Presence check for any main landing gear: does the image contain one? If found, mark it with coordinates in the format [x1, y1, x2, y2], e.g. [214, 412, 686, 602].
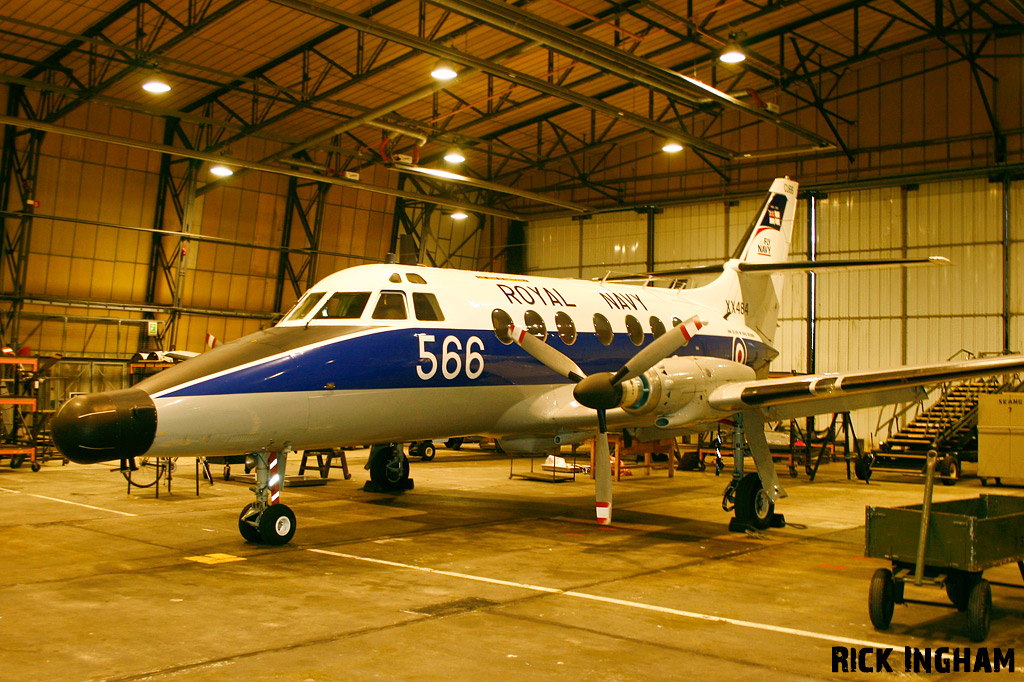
[365, 443, 414, 492]
[238, 447, 296, 545]
[723, 412, 787, 532]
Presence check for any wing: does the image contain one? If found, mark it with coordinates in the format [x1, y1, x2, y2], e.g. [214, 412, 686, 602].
[708, 354, 1024, 421]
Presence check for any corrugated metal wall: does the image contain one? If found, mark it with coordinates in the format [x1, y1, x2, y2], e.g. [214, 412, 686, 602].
[13, 103, 397, 359]
[526, 176, 1021, 445]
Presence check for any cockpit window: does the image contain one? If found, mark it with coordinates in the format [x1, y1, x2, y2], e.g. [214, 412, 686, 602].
[389, 273, 402, 283]
[407, 273, 427, 284]
[372, 291, 408, 320]
[315, 292, 371, 319]
[285, 292, 327, 321]
[413, 292, 445, 321]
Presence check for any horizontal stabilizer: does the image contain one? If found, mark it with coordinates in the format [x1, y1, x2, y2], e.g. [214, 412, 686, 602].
[738, 256, 950, 273]
[631, 256, 949, 280]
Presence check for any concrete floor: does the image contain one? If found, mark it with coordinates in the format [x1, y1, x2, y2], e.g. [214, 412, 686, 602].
[2, 447, 1022, 682]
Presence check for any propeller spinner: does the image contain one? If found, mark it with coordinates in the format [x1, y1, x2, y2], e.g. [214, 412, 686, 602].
[510, 316, 703, 525]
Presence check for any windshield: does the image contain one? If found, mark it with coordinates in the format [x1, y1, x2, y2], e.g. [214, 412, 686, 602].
[313, 292, 372, 319]
[284, 292, 327, 321]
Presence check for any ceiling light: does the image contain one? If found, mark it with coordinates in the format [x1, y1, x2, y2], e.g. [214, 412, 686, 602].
[142, 72, 171, 93]
[209, 162, 234, 177]
[662, 141, 684, 153]
[444, 148, 466, 163]
[719, 34, 746, 64]
[450, 211, 468, 220]
[431, 59, 458, 80]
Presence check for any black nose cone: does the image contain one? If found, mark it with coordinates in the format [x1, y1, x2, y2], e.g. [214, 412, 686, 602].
[52, 388, 157, 464]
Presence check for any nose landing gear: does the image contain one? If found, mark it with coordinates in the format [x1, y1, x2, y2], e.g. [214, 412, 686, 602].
[237, 446, 296, 545]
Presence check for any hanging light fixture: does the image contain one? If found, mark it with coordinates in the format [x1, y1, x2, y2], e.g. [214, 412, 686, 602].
[662, 141, 684, 153]
[210, 153, 234, 177]
[449, 211, 468, 220]
[443, 147, 466, 163]
[719, 33, 746, 64]
[431, 59, 458, 80]
[141, 71, 171, 93]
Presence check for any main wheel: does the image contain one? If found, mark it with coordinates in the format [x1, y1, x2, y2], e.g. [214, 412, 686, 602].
[445, 437, 464, 450]
[854, 455, 873, 482]
[966, 579, 991, 642]
[238, 503, 262, 543]
[734, 472, 773, 530]
[369, 444, 410, 490]
[869, 568, 896, 630]
[257, 504, 296, 546]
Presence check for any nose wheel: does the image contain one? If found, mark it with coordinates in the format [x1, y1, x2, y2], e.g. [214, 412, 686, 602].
[237, 447, 297, 545]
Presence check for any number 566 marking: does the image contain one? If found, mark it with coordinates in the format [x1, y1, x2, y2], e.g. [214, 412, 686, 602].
[416, 334, 485, 380]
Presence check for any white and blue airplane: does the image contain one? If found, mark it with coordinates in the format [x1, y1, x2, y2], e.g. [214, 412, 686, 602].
[52, 178, 1024, 545]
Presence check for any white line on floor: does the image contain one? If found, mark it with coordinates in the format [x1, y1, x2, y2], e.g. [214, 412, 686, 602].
[0, 487, 137, 516]
[308, 548, 899, 651]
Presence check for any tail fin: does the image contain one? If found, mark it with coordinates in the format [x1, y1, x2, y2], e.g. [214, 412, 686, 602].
[733, 177, 799, 265]
[698, 178, 798, 358]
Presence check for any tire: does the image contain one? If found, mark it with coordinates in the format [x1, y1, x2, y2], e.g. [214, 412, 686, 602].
[223, 465, 231, 481]
[734, 472, 773, 530]
[257, 504, 296, 546]
[966, 579, 991, 642]
[369, 444, 410, 490]
[420, 442, 436, 461]
[238, 503, 262, 543]
[945, 574, 971, 611]
[869, 568, 896, 630]
[445, 437, 464, 450]
[30, 461, 40, 472]
[939, 455, 961, 486]
[854, 455, 873, 482]
[11, 454, 25, 468]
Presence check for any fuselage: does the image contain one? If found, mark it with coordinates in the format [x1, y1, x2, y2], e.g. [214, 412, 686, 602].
[115, 263, 774, 457]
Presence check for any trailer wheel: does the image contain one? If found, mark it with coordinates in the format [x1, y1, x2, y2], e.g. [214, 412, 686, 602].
[945, 575, 971, 611]
[869, 568, 896, 630]
[966, 579, 991, 642]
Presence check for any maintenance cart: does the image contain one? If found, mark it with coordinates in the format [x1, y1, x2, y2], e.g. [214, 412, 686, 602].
[865, 453, 1024, 641]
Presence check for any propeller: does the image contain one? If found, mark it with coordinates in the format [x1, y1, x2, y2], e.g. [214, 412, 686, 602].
[510, 316, 703, 525]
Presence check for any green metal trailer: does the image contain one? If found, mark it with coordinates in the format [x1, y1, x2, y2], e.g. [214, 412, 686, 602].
[865, 490, 1024, 641]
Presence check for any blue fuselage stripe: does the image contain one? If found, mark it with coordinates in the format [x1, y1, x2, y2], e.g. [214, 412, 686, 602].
[159, 328, 772, 398]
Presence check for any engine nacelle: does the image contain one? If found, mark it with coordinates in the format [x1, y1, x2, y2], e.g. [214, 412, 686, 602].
[618, 356, 755, 426]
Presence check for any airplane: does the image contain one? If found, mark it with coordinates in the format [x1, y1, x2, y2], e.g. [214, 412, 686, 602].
[51, 177, 1024, 545]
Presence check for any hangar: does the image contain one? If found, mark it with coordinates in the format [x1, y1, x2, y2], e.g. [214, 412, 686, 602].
[2, 0, 1023, 679]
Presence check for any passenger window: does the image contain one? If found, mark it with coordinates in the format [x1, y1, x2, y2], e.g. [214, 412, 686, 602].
[650, 316, 667, 339]
[413, 292, 445, 321]
[492, 309, 513, 344]
[593, 313, 614, 346]
[285, 291, 327, 321]
[671, 316, 683, 328]
[371, 291, 408, 320]
[555, 311, 576, 345]
[625, 315, 644, 346]
[315, 292, 370, 319]
[406, 273, 427, 284]
[524, 310, 546, 340]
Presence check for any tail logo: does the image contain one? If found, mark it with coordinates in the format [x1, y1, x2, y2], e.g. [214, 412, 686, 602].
[754, 194, 788, 238]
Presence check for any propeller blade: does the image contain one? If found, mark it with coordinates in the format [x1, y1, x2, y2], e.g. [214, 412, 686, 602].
[610, 316, 704, 385]
[510, 324, 587, 382]
[593, 414, 612, 525]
